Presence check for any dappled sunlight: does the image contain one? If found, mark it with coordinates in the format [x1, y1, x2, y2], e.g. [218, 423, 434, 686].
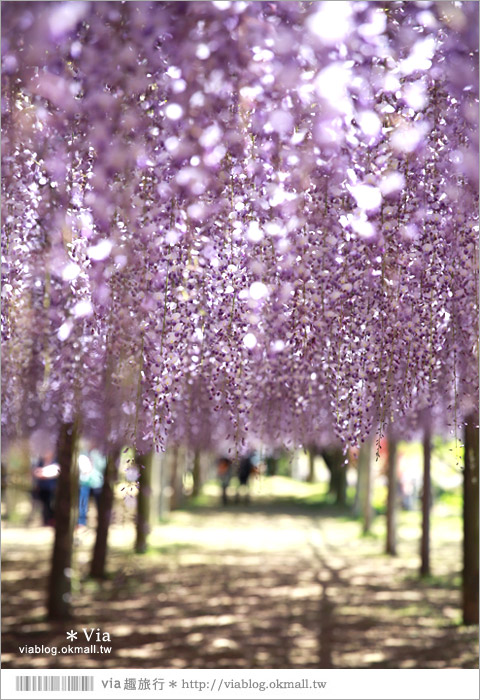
[2, 496, 477, 670]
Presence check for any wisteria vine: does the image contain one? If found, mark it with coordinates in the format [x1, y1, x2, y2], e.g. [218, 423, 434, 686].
[2, 1, 478, 455]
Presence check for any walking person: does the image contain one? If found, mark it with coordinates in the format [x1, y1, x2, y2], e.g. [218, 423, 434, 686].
[235, 452, 257, 503]
[77, 451, 93, 530]
[32, 452, 60, 526]
[88, 446, 107, 521]
[217, 456, 232, 506]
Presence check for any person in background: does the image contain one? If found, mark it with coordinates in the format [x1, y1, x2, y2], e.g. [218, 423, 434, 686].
[32, 451, 60, 526]
[78, 451, 93, 529]
[217, 456, 232, 506]
[235, 452, 258, 503]
[88, 446, 107, 520]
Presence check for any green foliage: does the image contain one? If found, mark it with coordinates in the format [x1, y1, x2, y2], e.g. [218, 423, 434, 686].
[435, 487, 462, 511]
[275, 452, 294, 477]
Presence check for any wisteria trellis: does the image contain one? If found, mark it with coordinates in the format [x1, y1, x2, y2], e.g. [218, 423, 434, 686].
[1, 1, 478, 454]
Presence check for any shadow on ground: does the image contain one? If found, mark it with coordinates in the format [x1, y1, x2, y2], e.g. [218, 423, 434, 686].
[2, 495, 478, 669]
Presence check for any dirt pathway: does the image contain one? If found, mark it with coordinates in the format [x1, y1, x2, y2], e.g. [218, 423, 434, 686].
[2, 502, 477, 669]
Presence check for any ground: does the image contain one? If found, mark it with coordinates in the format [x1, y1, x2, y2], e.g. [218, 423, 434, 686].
[1, 477, 478, 669]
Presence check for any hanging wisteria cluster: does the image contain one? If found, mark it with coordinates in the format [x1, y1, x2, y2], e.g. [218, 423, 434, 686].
[2, 1, 478, 454]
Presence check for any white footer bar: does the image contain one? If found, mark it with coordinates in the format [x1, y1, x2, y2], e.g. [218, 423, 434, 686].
[1, 668, 478, 700]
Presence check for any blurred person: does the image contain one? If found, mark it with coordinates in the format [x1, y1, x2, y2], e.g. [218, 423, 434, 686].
[88, 445, 107, 518]
[32, 451, 60, 526]
[399, 477, 414, 510]
[78, 451, 93, 528]
[217, 456, 232, 506]
[398, 455, 421, 511]
[235, 452, 258, 503]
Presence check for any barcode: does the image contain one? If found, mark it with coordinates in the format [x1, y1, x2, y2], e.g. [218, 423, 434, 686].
[15, 676, 94, 692]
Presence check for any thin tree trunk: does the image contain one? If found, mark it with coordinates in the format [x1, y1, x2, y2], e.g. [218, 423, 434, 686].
[150, 451, 161, 521]
[170, 446, 181, 511]
[47, 421, 79, 620]
[463, 413, 479, 625]
[337, 458, 347, 507]
[322, 448, 347, 505]
[386, 432, 398, 556]
[362, 438, 373, 534]
[354, 439, 373, 531]
[90, 448, 120, 579]
[353, 448, 365, 518]
[159, 451, 170, 518]
[135, 451, 153, 554]
[307, 447, 315, 483]
[1, 460, 8, 520]
[192, 449, 201, 497]
[420, 421, 431, 577]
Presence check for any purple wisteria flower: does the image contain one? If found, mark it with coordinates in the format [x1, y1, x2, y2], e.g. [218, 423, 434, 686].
[1, 1, 478, 453]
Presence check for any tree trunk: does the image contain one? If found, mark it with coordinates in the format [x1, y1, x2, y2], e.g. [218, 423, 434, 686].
[150, 450, 161, 521]
[362, 439, 373, 534]
[420, 421, 431, 577]
[169, 446, 182, 511]
[463, 413, 479, 625]
[47, 421, 78, 620]
[354, 439, 372, 532]
[192, 449, 201, 497]
[1, 460, 8, 520]
[159, 451, 170, 518]
[353, 450, 364, 518]
[386, 433, 398, 556]
[322, 448, 347, 505]
[307, 447, 315, 483]
[135, 450, 153, 554]
[90, 448, 120, 579]
[337, 458, 347, 507]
